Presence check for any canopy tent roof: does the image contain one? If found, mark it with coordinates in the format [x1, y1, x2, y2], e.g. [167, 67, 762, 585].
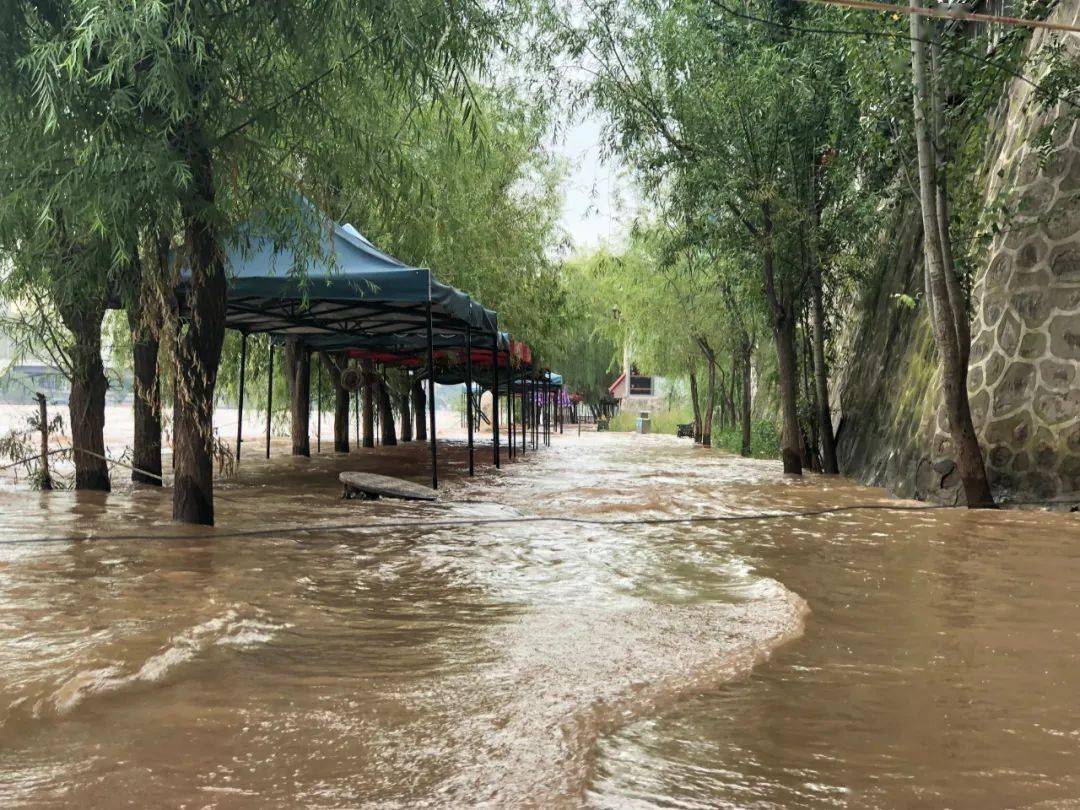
[178, 204, 496, 342]
[329, 329, 510, 357]
[337, 333, 563, 392]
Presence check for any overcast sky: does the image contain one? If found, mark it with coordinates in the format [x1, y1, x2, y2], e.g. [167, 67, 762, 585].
[549, 115, 636, 254]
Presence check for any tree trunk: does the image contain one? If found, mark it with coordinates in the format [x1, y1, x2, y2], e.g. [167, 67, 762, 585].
[800, 312, 819, 472]
[760, 202, 803, 475]
[910, 4, 994, 507]
[361, 359, 375, 448]
[378, 378, 397, 445]
[807, 160, 839, 475]
[717, 363, 728, 430]
[726, 354, 737, 429]
[689, 370, 702, 442]
[399, 391, 413, 442]
[127, 267, 162, 485]
[172, 137, 227, 524]
[810, 270, 839, 474]
[703, 358, 716, 447]
[319, 352, 350, 453]
[740, 338, 752, 457]
[285, 339, 310, 457]
[412, 377, 427, 441]
[773, 311, 803, 474]
[58, 298, 110, 491]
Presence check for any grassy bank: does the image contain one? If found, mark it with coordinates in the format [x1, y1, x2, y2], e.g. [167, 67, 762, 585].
[608, 410, 691, 435]
[607, 410, 781, 460]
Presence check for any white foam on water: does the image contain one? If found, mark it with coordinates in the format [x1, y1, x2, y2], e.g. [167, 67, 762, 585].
[426, 578, 809, 806]
[42, 607, 287, 717]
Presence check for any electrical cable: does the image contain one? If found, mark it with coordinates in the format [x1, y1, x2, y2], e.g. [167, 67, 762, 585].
[0, 500, 1073, 546]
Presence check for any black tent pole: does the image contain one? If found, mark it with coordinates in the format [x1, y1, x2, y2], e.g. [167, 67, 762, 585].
[544, 375, 549, 447]
[425, 301, 438, 490]
[465, 327, 474, 476]
[237, 332, 247, 462]
[354, 387, 359, 450]
[316, 352, 321, 454]
[540, 375, 548, 447]
[538, 376, 542, 448]
[546, 376, 550, 446]
[265, 341, 274, 459]
[491, 331, 500, 469]
[541, 375, 546, 447]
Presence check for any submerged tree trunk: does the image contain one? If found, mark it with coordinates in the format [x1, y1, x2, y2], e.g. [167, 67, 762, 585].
[127, 262, 162, 486]
[412, 377, 427, 441]
[285, 339, 311, 457]
[694, 338, 718, 447]
[172, 133, 227, 525]
[399, 392, 413, 442]
[801, 313, 820, 472]
[378, 378, 397, 445]
[361, 360, 375, 448]
[806, 164, 839, 475]
[910, 5, 994, 507]
[717, 363, 728, 431]
[810, 270, 839, 474]
[689, 370, 702, 443]
[726, 354, 737, 430]
[773, 310, 803, 475]
[759, 203, 803, 475]
[319, 352, 350, 453]
[58, 297, 110, 491]
[739, 337, 753, 457]
[704, 360, 716, 446]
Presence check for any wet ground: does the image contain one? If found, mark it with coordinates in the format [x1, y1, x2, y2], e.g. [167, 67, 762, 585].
[1, 432, 1078, 807]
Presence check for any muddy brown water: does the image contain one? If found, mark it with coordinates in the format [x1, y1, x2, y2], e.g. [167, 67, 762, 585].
[1, 432, 1079, 808]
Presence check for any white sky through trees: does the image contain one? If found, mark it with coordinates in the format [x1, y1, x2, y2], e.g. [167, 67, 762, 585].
[551, 116, 636, 251]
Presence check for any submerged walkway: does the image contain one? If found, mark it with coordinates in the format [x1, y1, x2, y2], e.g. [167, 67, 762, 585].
[1, 433, 1079, 807]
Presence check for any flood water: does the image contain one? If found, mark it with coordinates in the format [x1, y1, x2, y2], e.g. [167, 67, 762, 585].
[1, 432, 1079, 807]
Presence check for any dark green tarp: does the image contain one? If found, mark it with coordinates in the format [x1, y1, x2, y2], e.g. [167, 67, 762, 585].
[181, 203, 497, 341]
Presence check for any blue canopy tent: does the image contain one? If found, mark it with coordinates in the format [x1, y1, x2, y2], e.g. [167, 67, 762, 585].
[216, 218, 497, 339]
[177, 205, 503, 487]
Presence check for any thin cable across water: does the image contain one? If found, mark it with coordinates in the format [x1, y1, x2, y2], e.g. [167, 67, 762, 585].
[0, 501, 1060, 546]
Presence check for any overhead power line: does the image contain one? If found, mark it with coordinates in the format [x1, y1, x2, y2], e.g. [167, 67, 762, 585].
[798, 0, 1080, 34]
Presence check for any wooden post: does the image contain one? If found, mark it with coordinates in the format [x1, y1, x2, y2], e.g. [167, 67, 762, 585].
[36, 392, 52, 491]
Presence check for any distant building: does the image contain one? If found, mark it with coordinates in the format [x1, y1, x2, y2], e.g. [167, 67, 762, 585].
[0, 319, 128, 405]
[0, 330, 66, 404]
[607, 344, 665, 412]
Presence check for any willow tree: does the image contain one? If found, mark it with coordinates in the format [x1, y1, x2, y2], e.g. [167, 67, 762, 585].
[546, 257, 620, 417]
[12, 0, 496, 523]
[333, 87, 566, 348]
[0, 5, 120, 491]
[907, 3, 995, 506]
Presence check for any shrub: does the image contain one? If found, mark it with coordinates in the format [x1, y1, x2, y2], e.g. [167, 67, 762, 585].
[713, 420, 781, 459]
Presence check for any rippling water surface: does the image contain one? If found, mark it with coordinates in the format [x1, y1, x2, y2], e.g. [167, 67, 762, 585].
[1, 432, 1078, 808]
